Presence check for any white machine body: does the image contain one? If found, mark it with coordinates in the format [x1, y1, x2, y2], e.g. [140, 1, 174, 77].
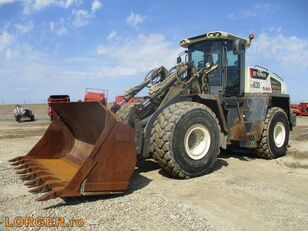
[244, 66, 287, 94]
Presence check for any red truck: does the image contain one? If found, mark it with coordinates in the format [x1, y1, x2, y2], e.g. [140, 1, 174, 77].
[48, 95, 70, 120]
[291, 102, 308, 116]
[84, 88, 108, 105]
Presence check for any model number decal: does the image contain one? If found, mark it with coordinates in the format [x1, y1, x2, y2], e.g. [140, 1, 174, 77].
[251, 81, 260, 89]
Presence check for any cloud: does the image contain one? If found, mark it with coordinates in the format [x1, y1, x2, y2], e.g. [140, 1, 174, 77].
[106, 30, 117, 41]
[61, 66, 138, 78]
[65, 0, 74, 8]
[5, 48, 13, 59]
[246, 29, 308, 101]
[228, 3, 280, 20]
[0, 42, 62, 83]
[126, 11, 144, 28]
[3, 43, 46, 61]
[49, 18, 67, 36]
[72, 9, 92, 28]
[91, 0, 102, 13]
[72, 2, 102, 28]
[0, 32, 181, 103]
[0, 43, 52, 103]
[16, 87, 29, 91]
[96, 33, 181, 76]
[14, 21, 34, 33]
[23, 0, 79, 14]
[0, 31, 14, 52]
[247, 29, 308, 70]
[0, 0, 16, 5]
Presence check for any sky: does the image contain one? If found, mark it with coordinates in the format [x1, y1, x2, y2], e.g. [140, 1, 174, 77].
[0, 0, 307, 104]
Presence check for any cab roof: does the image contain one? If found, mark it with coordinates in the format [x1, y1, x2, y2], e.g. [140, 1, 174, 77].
[179, 31, 250, 48]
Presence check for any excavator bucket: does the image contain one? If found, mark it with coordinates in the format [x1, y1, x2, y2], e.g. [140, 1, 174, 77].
[9, 102, 136, 201]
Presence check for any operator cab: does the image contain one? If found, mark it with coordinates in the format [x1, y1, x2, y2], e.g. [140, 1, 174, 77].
[180, 31, 253, 97]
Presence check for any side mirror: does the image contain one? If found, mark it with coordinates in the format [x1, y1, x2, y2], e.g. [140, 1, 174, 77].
[205, 62, 212, 69]
[177, 56, 182, 64]
[233, 39, 241, 55]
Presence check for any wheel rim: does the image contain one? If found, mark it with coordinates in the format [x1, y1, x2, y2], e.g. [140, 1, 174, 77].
[184, 124, 211, 160]
[273, 122, 286, 148]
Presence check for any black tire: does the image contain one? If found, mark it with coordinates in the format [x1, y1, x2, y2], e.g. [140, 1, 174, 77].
[15, 115, 21, 122]
[151, 102, 220, 178]
[255, 107, 289, 159]
[116, 104, 143, 156]
[116, 104, 135, 127]
[31, 115, 35, 121]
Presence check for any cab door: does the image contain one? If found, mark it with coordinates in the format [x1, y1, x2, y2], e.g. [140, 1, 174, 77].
[207, 41, 224, 95]
[224, 41, 244, 97]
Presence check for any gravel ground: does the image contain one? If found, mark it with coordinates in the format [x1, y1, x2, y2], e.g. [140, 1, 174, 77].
[0, 106, 307, 230]
[0, 118, 211, 231]
[0, 159, 210, 230]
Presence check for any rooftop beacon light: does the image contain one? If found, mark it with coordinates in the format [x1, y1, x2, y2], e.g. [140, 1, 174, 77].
[246, 33, 255, 48]
[249, 33, 255, 42]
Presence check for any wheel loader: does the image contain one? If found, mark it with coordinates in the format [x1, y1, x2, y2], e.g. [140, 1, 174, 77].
[10, 31, 296, 201]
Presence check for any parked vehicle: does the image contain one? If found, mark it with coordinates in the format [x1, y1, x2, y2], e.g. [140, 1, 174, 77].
[48, 95, 70, 120]
[291, 102, 308, 116]
[84, 88, 108, 105]
[14, 105, 34, 122]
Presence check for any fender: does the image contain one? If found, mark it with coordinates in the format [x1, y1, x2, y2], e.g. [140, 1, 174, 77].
[142, 95, 192, 158]
[142, 94, 229, 158]
[193, 94, 228, 134]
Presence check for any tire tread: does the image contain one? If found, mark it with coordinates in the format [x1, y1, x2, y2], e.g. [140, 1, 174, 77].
[151, 102, 220, 178]
[255, 107, 288, 159]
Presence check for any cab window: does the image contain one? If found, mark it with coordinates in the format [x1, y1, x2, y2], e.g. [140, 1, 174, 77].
[188, 40, 222, 86]
[225, 42, 241, 95]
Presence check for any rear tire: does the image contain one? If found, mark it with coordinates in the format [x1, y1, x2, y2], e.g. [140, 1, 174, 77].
[255, 107, 289, 159]
[151, 102, 220, 178]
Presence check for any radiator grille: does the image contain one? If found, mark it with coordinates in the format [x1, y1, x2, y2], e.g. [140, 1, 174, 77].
[271, 77, 281, 93]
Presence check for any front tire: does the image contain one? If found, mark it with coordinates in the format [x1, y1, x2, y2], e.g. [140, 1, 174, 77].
[116, 104, 143, 156]
[255, 107, 289, 159]
[15, 115, 21, 122]
[151, 102, 220, 178]
[116, 104, 135, 126]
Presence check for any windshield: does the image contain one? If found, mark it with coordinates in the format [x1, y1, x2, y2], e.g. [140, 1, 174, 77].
[188, 40, 222, 86]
